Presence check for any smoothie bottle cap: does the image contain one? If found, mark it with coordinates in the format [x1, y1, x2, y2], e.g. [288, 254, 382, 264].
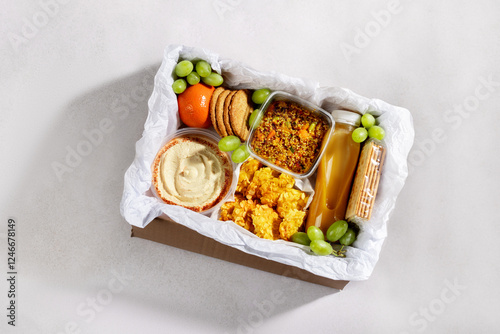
[331, 110, 361, 127]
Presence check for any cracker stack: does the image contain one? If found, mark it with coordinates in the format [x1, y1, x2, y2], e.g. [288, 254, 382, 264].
[346, 140, 386, 222]
[209, 88, 253, 141]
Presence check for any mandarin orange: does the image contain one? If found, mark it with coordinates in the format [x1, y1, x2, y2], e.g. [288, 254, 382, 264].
[177, 83, 215, 128]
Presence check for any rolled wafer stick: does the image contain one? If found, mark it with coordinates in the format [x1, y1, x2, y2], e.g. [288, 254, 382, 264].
[363, 145, 384, 220]
[346, 140, 386, 222]
[357, 150, 373, 218]
[346, 140, 374, 220]
[358, 144, 379, 219]
[367, 144, 386, 220]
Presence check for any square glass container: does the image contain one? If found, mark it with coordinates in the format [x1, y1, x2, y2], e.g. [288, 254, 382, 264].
[246, 91, 334, 179]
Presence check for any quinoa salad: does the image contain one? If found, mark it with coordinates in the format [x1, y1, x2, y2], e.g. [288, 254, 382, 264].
[250, 100, 330, 174]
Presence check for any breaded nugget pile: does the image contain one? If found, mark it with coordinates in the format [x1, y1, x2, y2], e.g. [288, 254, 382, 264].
[220, 158, 309, 241]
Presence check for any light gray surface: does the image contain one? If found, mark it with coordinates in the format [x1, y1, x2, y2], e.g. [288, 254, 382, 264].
[1, 1, 499, 333]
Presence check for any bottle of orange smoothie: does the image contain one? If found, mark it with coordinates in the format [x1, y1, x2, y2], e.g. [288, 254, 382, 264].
[306, 110, 361, 234]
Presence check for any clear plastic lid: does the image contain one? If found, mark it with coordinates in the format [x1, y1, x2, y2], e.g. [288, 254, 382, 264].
[331, 110, 361, 127]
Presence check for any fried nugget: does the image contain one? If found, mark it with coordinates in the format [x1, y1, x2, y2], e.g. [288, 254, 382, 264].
[245, 167, 274, 199]
[276, 173, 295, 188]
[251, 204, 281, 240]
[221, 158, 309, 242]
[276, 188, 309, 217]
[220, 201, 236, 221]
[259, 172, 295, 207]
[236, 159, 262, 194]
[259, 189, 281, 208]
[234, 199, 256, 232]
[279, 209, 307, 241]
[220, 198, 256, 232]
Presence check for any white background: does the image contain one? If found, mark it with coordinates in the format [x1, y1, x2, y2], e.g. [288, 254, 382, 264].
[1, 1, 499, 333]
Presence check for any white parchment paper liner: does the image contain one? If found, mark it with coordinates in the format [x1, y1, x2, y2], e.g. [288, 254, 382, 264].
[120, 44, 414, 281]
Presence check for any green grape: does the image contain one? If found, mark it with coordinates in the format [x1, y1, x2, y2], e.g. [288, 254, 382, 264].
[186, 72, 200, 85]
[352, 127, 368, 143]
[310, 240, 333, 256]
[231, 144, 250, 163]
[361, 113, 376, 128]
[307, 226, 324, 241]
[196, 60, 212, 78]
[252, 88, 271, 104]
[172, 79, 187, 94]
[202, 72, 224, 87]
[175, 60, 193, 77]
[326, 220, 348, 242]
[368, 125, 385, 140]
[291, 232, 311, 246]
[218, 135, 241, 152]
[248, 109, 262, 129]
[339, 228, 357, 246]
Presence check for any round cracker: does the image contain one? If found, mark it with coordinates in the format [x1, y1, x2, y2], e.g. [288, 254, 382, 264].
[223, 90, 238, 136]
[229, 90, 253, 141]
[215, 89, 232, 137]
[209, 87, 225, 136]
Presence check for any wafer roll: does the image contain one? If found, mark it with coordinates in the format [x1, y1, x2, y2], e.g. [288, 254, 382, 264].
[346, 139, 386, 222]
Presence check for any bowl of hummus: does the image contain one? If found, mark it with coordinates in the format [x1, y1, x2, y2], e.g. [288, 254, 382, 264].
[152, 128, 234, 214]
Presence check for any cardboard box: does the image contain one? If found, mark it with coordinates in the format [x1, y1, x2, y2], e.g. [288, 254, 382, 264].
[122, 45, 413, 287]
[131, 217, 349, 290]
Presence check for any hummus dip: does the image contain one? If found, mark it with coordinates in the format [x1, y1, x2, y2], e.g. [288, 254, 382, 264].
[152, 134, 232, 212]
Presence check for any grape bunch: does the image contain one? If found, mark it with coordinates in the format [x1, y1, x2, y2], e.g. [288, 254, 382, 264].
[352, 113, 386, 143]
[291, 220, 358, 257]
[172, 60, 224, 94]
